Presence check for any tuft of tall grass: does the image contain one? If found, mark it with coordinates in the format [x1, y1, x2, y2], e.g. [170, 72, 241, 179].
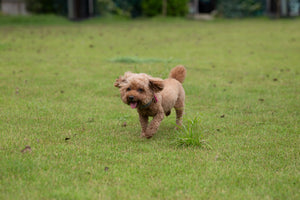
[109, 56, 179, 64]
[172, 116, 212, 149]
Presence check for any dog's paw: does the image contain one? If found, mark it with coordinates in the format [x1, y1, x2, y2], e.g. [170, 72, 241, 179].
[140, 132, 146, 138]
[140, 133, 152, 139]
[145, 135, 153, 139]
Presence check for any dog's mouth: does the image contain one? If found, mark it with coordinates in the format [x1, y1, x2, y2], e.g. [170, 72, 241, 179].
[129, 101, 138, 109]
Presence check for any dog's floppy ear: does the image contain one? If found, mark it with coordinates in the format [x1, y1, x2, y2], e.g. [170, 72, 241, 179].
[114, 72, 133, 88]
[149, 78, 164, 92]
[114, 76, 123, 88]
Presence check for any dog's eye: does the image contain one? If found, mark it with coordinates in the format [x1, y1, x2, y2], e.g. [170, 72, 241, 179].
[126, 88, 131, 91]
[138, 88, 144, 93]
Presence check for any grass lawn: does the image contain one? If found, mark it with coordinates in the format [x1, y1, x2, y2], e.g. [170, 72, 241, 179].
[0, 15, 299, 199]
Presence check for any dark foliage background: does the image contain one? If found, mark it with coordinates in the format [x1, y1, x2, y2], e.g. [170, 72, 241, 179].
[217, 0, 266, 18]
[142, 0, 189, 17]
[25, 0, 67, 15]
[25, 0, 267, 18]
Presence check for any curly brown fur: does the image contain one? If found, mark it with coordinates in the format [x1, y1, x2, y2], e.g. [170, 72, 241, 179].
[114, 65, 186, 138]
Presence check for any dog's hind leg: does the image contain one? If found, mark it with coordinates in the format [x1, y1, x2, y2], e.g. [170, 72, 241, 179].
[175, 102, 184, 127]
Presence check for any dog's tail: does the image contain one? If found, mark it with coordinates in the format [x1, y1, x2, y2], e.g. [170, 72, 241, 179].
[169, 65, 186, 83]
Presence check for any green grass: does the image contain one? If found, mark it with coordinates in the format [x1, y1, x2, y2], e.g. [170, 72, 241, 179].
[0, 14, 71, 26]
[0, 15, 299, 199]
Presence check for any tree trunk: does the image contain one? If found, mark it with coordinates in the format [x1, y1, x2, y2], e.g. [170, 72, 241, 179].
[162, 0, 167, 16]
[276, 0, 281, 18]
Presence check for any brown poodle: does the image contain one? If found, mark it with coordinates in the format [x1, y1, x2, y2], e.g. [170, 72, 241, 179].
[114, 65, 186, 138]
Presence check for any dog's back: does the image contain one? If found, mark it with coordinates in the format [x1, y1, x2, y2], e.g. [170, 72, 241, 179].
[169, 65, 186, 84]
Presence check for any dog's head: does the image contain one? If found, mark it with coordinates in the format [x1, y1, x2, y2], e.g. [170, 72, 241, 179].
[114, 72, 164, 109]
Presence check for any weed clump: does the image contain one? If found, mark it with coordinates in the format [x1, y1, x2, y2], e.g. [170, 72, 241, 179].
[172, 116, 212, 149]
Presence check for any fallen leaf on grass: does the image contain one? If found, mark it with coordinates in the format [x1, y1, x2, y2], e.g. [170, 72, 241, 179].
[215, 153, 219, 161]
[21, 146, 32, 153]
[87, 118, 95, 123]
[15, 87, 19, 95]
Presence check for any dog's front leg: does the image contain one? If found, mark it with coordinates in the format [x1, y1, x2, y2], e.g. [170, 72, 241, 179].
[145, 112, 164, 138]
[139, 113, 148, 137]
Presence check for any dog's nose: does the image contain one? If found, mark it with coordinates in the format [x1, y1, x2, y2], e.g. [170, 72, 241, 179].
[128, 96, 134, 101]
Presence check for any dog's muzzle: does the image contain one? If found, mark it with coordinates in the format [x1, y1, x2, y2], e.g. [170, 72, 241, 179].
[128, 96, 138, 109]
[128, 96, 134, 101]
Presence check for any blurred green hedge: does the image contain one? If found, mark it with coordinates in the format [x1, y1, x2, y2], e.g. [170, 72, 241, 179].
[98, 0, 189, 17]
[142, 0, 189, 17]
[25, 0, 67, 15]
[25, 0, 266, 18]
[217, 0, 265, 18]
[25, 0, 188, 18]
